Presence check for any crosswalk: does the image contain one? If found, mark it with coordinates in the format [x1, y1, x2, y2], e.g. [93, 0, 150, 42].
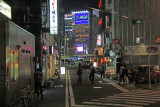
[80, 88, 160, 107]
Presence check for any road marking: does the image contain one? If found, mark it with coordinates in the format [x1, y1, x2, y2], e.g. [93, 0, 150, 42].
[65, 70, 69, 107]
[91, 99, 155, 103]
[55, 85, 63, 87]
[68, 70, 75, 106]
[95, 73, 130, 93]
[82, 101, 142, 107]
[112, 84, 130, 92]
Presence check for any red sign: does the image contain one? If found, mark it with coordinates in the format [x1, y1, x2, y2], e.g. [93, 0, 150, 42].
[99, 18, 102, 25]
[98, 0, 102, 8]
[155, 36, 160, 43]
[112, 39, 121, 44]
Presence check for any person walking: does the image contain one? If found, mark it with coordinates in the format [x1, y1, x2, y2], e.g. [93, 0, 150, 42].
[77, 63, 82, 85]
[89, 63, 95, 85]
[100, 63, 105, 78]
[34, 68, 43, 99]
[119, 66, 125, 84]
[124, 66, 129, 84]
[89, 63, 93, 81]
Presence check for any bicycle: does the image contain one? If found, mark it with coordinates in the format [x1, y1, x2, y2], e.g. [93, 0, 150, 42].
[19, 88, 34, 107]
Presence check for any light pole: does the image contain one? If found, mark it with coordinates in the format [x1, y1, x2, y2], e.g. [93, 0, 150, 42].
[146, 48, 152, 89]
[67, 38, 69, 55]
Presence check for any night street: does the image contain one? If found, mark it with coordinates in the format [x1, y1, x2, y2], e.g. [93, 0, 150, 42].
[33, 66, 160, 107]
[1, 0, 160, 107]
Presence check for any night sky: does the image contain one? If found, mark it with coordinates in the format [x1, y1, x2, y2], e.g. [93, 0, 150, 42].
[62, 0, 99, 12]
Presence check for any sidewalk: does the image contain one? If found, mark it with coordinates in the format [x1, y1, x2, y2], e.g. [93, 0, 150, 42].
[32, 74, 66, 107]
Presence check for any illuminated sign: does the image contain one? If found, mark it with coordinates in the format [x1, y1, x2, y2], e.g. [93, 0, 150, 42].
[61, 67, 65, 74]
[76, 44, 84, 52]
[64, 14, 72, 20]
[0, 0, 11, 19]
[125, 45, 160, 56]
[77, 47, 83, 52]
[93, 9, 99, 17]
[98, 0, 102, 8]
[72, 11, 89, 25]
[50, 0, 58, 34]
[97, 34, 102, 46]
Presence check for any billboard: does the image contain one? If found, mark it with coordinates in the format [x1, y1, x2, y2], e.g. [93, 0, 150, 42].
[93, 9, 99, 17]
[64, 14, 72, 20]
[50, 0, 58, 34]
[0, 0, 11, 19]
[97, 34, 102, 46]
[76, 44, 84, 52]
[72, 11, 89, 25]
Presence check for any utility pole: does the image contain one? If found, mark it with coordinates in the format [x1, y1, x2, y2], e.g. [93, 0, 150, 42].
[64, 33, 67, 65]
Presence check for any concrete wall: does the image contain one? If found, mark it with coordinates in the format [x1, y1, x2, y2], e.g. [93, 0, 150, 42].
[115, 0, 160, 66]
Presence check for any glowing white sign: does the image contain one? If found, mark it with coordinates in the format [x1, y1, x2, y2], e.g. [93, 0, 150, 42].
[0, 0, 11, 19]
[61, 67, 65, 74]
[50, 0, 58, 34]
[77, 47, 83, 52]
[97, 34, 102, 46]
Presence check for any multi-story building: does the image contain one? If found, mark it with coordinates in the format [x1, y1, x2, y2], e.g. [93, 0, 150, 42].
[64, 14, 75, 56]
[105, 0, 160, 75]
[72, 10, 90, 55]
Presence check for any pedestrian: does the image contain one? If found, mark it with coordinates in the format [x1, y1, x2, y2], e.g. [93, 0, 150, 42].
[124, 66, 129, 84]
[89, 63, 95, 85]
[100, 63, 105, 78]
[34, 68, 43, 99]
[77, 63, 82, 85]
[119, 66, 125, 84]
[89, 63, 93, 81]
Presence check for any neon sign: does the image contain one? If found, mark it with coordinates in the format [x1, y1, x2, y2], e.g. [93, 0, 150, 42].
[50, 0, 58, 34]
[72, 11, 89, 25]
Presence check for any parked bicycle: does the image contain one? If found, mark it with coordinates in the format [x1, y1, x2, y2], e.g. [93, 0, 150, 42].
[19, 87, 34, 107]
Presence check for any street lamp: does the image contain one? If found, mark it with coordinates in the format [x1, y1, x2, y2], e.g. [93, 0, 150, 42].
[67, 38, 69, 55]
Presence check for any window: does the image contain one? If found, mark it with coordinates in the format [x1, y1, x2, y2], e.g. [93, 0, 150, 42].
[10, 51, 19, 82]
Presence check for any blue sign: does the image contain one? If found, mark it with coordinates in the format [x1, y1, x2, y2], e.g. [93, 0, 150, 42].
[74, 12, 89, 25]
[76, 44, 84, 47]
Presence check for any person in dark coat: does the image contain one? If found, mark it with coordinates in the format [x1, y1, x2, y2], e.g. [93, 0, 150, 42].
[90, 66, 95, 85]
[34, 68, 43, 98]
[77, 63, 82, 85]
[119, 66, 125, 84]
[101, 63, 105, 78]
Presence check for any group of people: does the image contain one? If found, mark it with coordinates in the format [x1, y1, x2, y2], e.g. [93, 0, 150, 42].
[119, 65, 130, 84]
[77, 62, 135, 85]
[77, 63, 105, 85]
[77, 63, 95, 85]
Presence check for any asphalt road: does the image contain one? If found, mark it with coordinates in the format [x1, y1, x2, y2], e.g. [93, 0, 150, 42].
[33, 66, 160, 107]
[68, 67, 160, 107]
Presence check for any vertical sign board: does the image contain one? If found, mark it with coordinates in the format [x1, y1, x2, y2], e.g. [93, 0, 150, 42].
[50, 0, 58, 34]
[97, 34, 102, 46]
[0, 0, 11, 19]
[61, 67, 65, 74]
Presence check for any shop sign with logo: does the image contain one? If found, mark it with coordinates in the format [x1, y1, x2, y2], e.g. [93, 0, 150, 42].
[112, 39, 120, 44]
[124, 45, 160, 56]
[0, 0, 11, 19]
[50, 0, 58, 34]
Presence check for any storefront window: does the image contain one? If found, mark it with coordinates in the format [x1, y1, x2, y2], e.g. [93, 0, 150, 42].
[106, 58, 114, 67]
